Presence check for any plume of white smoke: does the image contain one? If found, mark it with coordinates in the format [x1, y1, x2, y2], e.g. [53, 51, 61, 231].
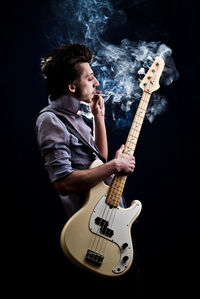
[48, 0, 179, 125]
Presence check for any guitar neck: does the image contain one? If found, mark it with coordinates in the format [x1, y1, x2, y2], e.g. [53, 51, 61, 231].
[106, 91, 151, 207]
[123, 91, 151, 156]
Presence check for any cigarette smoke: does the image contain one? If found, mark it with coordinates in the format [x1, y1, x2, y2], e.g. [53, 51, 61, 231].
[46, 0, 179, 126]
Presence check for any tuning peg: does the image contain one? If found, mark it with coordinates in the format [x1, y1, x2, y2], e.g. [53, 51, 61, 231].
[147, 55, 154, 62]
[137, 67, 145, 75]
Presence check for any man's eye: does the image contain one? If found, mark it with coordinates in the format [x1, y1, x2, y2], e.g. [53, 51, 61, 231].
[88, 75, 94, 81]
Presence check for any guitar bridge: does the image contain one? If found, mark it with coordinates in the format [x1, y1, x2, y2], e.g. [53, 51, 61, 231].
[85, 249, 104, 266]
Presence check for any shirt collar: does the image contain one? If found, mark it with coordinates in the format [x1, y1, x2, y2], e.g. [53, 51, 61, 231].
[49, 95, 81, 115]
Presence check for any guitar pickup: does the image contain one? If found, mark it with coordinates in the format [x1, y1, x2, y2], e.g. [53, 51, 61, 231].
[95, 217, 114, 238]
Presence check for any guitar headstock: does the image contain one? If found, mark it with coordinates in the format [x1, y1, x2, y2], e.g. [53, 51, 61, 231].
[139, 57, 165, 93]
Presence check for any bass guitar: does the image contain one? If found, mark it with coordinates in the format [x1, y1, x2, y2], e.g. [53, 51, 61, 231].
[60, 57, 165, 277]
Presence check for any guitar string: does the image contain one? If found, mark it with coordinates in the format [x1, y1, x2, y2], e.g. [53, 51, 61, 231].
[96, 175, 125, 255]
[92, 90, 150, 257]
[88, 179, 122, 255]
[99, 204, 118, 255]
[97, 203, 116, 253]
[86, 89, 152, 263]
[93, 202, 112, 252]
[89, 201, 107, 250]
[94, 90, 151, 260]
[92, 193, 120, 254]
[88, 196, 111, 253]
[103, 93, 148, 231]
[88, 179, 124, 254]
[91, 68, 159, 266]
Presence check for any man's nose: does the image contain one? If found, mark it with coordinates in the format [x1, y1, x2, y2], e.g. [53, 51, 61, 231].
[94, 77, 99, 87]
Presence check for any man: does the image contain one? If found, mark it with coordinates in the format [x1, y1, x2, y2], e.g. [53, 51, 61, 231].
[36, 43, 144, 294]
[36, 43, 136, 220]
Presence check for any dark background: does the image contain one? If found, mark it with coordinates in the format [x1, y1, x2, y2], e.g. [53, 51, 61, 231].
[3, 0, 198, 296]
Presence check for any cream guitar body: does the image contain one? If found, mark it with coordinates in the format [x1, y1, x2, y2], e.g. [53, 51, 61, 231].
[60, 57, 165, 278]
[60, 159, 142, 277]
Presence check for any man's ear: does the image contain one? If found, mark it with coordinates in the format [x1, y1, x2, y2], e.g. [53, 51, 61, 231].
[68, 82, 76, 93]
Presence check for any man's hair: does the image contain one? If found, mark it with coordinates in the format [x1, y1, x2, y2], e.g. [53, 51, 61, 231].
[41, 43, 93, 100]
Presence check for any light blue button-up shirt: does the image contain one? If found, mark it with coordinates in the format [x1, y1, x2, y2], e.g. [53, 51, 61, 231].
[36, 95, 104, 218]
[36, 95, 124, 219]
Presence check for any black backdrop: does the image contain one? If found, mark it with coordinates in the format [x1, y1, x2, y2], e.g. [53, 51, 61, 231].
[3, 0, 199, 296]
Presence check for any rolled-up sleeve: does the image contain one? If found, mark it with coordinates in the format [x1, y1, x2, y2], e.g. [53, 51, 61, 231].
[36, 112, 73, 182]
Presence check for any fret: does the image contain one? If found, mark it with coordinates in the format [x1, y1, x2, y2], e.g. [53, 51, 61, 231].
[107, 176, 127, 203]
[126, 137, 136, 144]
[111, 184, 124, 192]
[136, 112, 145, 119]
[128, 132, 137, 138]
[126, 140, 136, 147]
[132, 121, 142, 127]
[136, 108, 145, 113]
[109, 191, 123, 199]
[125, 146, 136, 153]
[109, 185, 122, 192]
[133, 120, 143, 127]
[116, 175, 127, 182]
[108, 193, 121, 201]
[131, 127, 141, 134]
[107, 57, 165, 205]
[106, 195, 121, 204]
[125, 143, 136, 151]
[130, 131, 139, 138]
[131, 125, 141, 134]
[112, 180, 124, 187]
[106, 197, 119, 204]
[124, 149, 134, 155]
[107, 197, 121, 206]
[108, 200, 120, 205]
[107, 190, 121, 197]
[125, 147, 136, 154]
[138, 106, 146, 112]
[127, 140, 136, 147]
[135, 113, 145, 120]
[124, 144, 133, 151]
[141, 98, 149, 104]
[107, 90, 153, 207]
[125, 141, 137, 149]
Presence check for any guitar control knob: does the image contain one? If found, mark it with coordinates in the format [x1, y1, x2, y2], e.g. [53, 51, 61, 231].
[122, 242, 128, 249]
[123, 256, 129, 262]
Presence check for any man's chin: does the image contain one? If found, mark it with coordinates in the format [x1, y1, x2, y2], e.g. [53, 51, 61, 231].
[80, 98, 92, 105]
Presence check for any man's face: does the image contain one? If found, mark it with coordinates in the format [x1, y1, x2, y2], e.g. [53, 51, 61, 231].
[72, 62, 99, 104]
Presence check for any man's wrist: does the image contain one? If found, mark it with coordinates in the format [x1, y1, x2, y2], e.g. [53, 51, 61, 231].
[106, 159, 119, 174]
[93, 114, 105, 121]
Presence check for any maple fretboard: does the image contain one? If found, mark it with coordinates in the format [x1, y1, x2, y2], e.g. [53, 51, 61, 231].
[106, 91, 151, 207]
